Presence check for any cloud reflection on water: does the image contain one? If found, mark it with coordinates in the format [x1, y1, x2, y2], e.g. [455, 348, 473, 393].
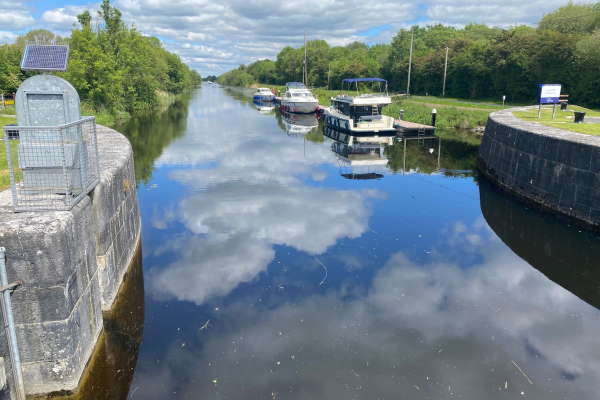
[136, 223, 600, 399]
[148, 93, 373, 304]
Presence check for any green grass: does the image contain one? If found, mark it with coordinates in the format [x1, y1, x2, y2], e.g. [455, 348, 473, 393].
[404, 95, 511, 110]
[514, 105, 600, 136]
[0, 105, 16, 115]
[0, 115, 19, 190]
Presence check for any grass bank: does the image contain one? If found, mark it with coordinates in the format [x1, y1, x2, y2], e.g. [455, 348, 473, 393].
[513, 105, 600, 136]
[0, 114, 18, 190]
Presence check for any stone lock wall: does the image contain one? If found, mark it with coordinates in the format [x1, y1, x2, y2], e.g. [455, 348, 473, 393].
[0, 126, 140, 395]
[479, 108, 600, 230]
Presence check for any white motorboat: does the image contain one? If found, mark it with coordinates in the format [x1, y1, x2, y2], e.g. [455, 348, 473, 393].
[280, 82, 319, 114]
[323, 78, 397, 135]
[253, 87, 275, 102]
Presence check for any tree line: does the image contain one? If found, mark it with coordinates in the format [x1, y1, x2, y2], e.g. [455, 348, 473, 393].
[218, 2, 600, 107]
[0, 0, 201, 115]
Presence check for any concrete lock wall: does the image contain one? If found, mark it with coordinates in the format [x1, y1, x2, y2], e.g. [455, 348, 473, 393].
[0, 126, 140, 396]
[479, 108, 600, 230]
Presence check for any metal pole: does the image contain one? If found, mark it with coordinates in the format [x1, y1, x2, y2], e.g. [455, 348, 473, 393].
[304, 32, 308, 86]
[442, 46, 449, 97]
[0, 248, 25, 400]
[407, 29, 414, 96]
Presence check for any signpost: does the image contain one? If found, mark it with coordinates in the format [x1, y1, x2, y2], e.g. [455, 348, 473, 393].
[538, 84, 562, 119]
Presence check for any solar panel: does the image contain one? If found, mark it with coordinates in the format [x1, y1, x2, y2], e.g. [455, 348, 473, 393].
[21, 45, 69, 71]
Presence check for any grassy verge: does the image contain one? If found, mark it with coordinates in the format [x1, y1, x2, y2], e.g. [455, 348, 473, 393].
[0, 115, 19, 190]
[514, 105, 600, 136]
[0, 105, 16, 115]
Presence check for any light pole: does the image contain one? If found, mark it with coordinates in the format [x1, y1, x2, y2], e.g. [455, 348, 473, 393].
[442, 46, 449, 97]
[407, 28, 414, 96]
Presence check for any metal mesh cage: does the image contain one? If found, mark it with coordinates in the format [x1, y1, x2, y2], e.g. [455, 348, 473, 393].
[3, 117, 99, 212]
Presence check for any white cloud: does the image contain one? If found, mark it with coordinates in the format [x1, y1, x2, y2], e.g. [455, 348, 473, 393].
[0, 31, 17, 43]
[42, 8, 78, 26]
[9, 0, 596, 75]
[0, 1, 33, 30]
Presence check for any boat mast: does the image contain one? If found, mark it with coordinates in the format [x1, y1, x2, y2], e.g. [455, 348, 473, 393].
[407, 28, 414, 96]
[303, 32, 308, 86]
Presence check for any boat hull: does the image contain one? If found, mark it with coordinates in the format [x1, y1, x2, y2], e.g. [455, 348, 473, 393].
[323, 111, 397, 136]
[280, 100, 319, 114]
[253, 95, 275, 102]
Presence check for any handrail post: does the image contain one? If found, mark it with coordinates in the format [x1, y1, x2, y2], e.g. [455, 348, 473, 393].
[0, 248, 25, 400]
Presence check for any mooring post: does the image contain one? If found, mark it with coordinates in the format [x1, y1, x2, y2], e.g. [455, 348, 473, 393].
[431, 108, 437, 127]
[0, 248, 25, 400]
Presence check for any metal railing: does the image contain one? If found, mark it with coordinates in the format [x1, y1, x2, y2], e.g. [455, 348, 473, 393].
[3, 117, 99, 212]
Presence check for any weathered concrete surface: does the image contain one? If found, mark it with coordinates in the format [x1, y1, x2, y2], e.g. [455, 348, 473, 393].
[479, 107, 600, 230]
[0, 125, 140, 395]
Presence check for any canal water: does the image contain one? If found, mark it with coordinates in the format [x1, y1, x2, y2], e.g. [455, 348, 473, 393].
[109, 85, 600, 399]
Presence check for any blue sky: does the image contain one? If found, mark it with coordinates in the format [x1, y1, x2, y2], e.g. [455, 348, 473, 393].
[0, 0, 590, 76]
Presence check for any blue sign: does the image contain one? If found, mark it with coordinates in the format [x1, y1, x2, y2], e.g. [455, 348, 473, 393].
[539, 84, 562, 104]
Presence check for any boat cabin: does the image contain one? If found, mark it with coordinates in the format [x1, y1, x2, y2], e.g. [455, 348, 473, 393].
[330, 78, 392, 128]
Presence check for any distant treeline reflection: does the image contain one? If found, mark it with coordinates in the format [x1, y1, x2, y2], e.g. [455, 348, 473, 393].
[118, 94, 191, 183]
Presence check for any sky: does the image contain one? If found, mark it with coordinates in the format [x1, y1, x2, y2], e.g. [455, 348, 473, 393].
[0, 0, 593, 76]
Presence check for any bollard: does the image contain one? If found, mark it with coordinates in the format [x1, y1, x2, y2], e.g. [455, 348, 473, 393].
[399, 109, 405, 120]
[574, 111, 586, 123]
[431, 108, 437, 127]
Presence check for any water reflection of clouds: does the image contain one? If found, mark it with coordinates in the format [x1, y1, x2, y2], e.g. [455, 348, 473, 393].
[150, 181, 372, 304]
[148, 93, 373, 304]
[137, 225, 600, 399]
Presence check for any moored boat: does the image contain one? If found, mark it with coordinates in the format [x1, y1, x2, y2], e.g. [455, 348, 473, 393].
[323, 78, 397, 135]
[280, 82, 319, 114]
[253, 87, 276, 102]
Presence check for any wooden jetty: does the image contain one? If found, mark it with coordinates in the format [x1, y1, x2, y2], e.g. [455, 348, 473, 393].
[394, 120, 436, 137]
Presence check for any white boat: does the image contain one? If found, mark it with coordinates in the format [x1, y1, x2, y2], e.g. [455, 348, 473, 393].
[280, 82, 319, 114]
[253, 87, 275, 102]
[323, 78, 397, 136]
